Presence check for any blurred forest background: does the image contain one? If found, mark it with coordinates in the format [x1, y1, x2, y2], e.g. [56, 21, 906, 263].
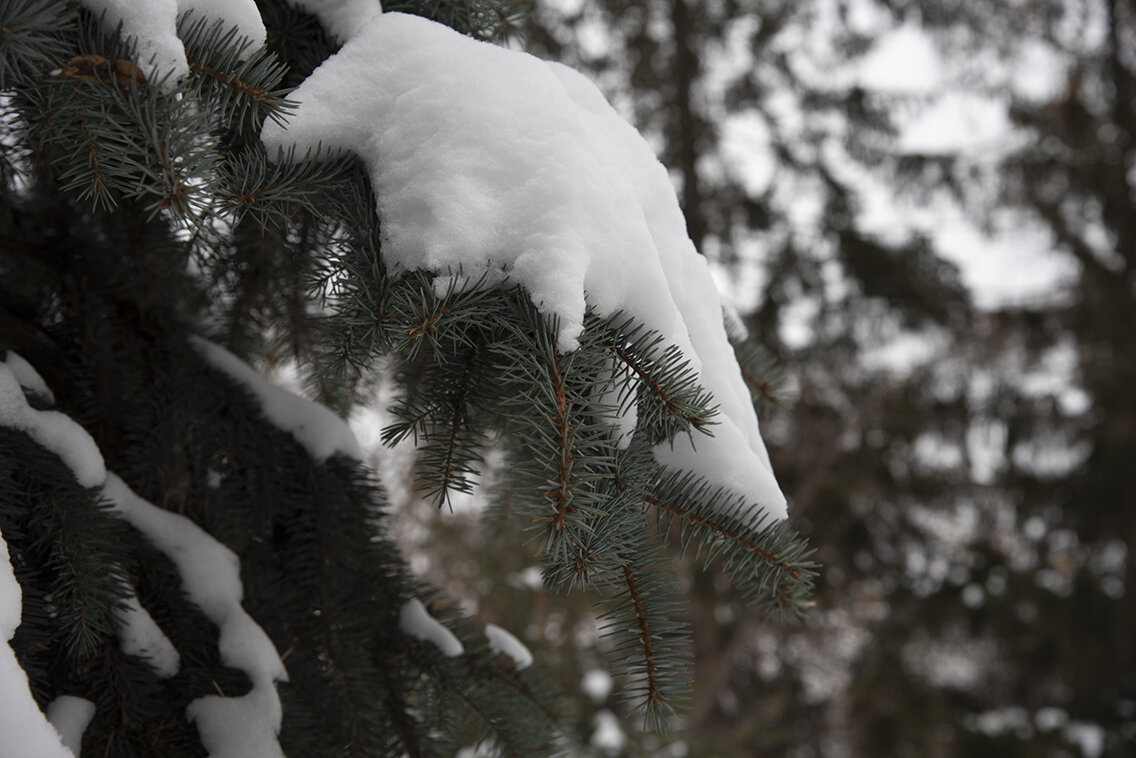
[370, 1, 1136, 755]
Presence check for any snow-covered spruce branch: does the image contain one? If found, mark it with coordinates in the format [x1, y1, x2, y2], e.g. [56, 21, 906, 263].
[218, 148, 357, 224]
[1, 0, 810, 751]
[177, 12, 290, 131]
[596, 312, 720, 441]
[1, 337, 564, 756]
[648, 471, 817, 622]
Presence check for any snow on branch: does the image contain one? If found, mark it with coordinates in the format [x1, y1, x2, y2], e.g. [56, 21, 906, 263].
[1, 527, 76, 758]
[102, 474, 289, 758]
[0, 363, 105, 488]
[284, 0, 383, 42]
[190, 336, 363, 462]
[114, 587, 181, 678]
[484, 623, 533, 670]
[400, 598, 464, 657]
[3, 350, 55, 406]
[46, 696, 97, 757]
[261, 12, 787, 521]
[78, 0, 267, 90]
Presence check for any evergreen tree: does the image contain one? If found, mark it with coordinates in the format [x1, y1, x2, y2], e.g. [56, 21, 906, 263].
[0, 1, 814, 756]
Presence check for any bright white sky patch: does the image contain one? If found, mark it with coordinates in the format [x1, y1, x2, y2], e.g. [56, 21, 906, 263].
[857, 22, 942, 93]
[897, 93, 1015, 156]
[1010, 40, 1069, 102]
[928, 209, 1080, 310]
[400, 599, 463, 657]
[720, 111, 776, 196]
[484, 623, 533, 670]
[262, 12, 787, 520]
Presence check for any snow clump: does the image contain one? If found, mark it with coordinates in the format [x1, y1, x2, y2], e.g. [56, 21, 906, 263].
[261, 12, 787, 520]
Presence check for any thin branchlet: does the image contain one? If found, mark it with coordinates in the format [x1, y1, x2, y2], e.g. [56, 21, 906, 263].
[544, 350, 577, 534]
[646, 495, 803, 579]
[620, 559, 664, 708]
[604, 337, 711, 428]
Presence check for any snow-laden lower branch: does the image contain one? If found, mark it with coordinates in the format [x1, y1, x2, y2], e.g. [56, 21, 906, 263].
[102, 474, 289, 758]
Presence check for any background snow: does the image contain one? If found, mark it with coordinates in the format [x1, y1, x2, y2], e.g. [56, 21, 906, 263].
[261, 12, 787, 520]
[581, 668, 613, 704]
[590, 709, 627, 754]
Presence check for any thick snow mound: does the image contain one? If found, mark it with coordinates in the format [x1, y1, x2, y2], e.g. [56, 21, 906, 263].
[262, 12, 787, 520]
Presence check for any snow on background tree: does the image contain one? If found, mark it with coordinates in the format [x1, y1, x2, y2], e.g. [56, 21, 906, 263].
[0, 0, 814, 756]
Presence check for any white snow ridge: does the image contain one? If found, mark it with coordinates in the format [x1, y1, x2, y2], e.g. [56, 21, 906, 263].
[400, 599, 464, 657]
[484, 623, 533, 670]
[261, 11, 787, 521]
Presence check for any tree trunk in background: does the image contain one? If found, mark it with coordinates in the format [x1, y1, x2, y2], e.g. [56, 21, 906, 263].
[670, 0, 706, 251]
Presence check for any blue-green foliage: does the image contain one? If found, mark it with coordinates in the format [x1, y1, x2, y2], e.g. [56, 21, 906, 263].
[0, 0, 814, 753]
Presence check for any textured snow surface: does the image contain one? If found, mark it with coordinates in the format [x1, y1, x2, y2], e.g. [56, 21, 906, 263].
[262, 12, 787, 520]
[103, 474, 288, 758]
[46, 695, 97, 757]
[190, 337, 363, 462]
[78, 0, 267, 90]
[484, 623, 533, 670]
[0, 529, 19, 641]
[183, 0, 266, 43]
[0, 363, 106, 488]
[285, 0, 383, 41]
[1, 527, 74, 758]
[3, 350, 54, 405]
[400, 599, 463, 657]
[115, 589, 181, 678]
